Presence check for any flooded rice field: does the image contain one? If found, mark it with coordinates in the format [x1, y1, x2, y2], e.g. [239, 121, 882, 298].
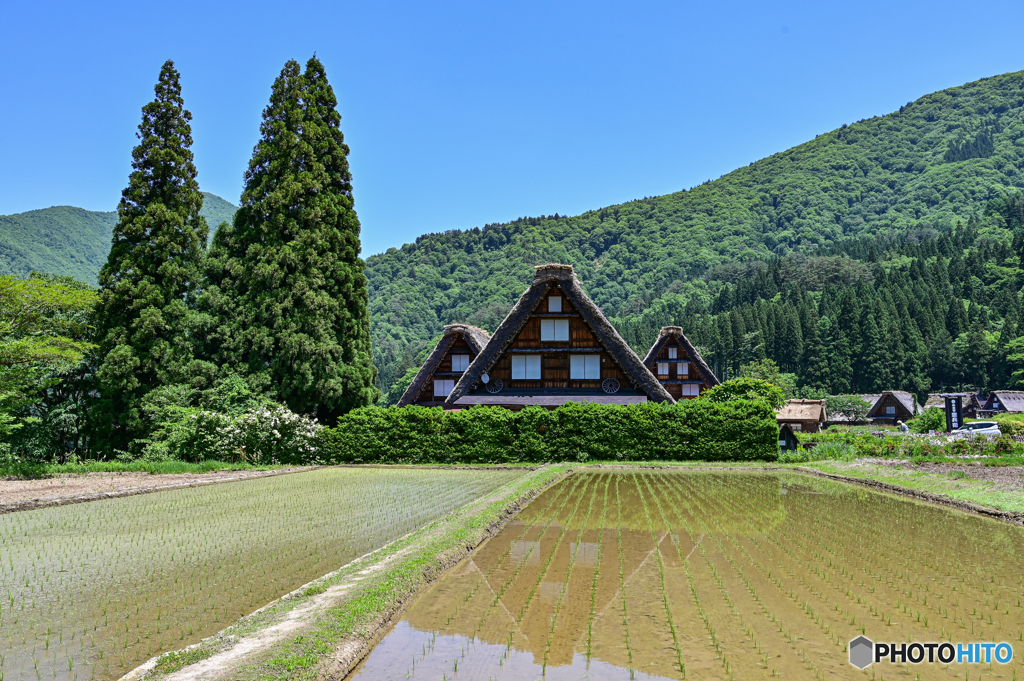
[352, 470, 1024, 680]
[0, 467, 523, 681]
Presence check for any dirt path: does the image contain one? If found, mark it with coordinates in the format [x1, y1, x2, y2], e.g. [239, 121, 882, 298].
[0, 467, 316, 514]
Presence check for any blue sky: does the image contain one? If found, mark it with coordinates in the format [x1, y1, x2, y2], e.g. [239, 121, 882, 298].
[1, 1, 1022, 256]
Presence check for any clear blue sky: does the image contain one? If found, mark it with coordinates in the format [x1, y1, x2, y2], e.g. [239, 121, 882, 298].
[1, 1, 1022, 256]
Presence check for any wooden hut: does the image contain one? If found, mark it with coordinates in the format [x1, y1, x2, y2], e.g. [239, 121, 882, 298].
[980, 390, 1024, 415]
[397, 324, 491, 407]
[865, 391, 921, 424]
[778, 423, 799, 451]
[640, 326, 719, 400]
[445, 264, 673, 409]
[775, 399, 827, 433]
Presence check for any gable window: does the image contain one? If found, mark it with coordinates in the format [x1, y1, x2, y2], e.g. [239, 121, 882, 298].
[681, 384, 700, 396]
[570, 354, 601, 379]
[451, 354, 470, 372]
[885, 406, 896, 415]
[541, 319, 569, 341]
[677, 362, 689, 376]
[656, 362, 669, 375]
[433, 379, 455, 397]
[548, 296, 562, 312]
[512, 355, 542, 380]
[668, 347, 677, 359]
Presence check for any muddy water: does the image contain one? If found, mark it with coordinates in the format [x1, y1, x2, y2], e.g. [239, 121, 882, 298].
[350, 470, 1024, 680]
[0, 467, 523, 681]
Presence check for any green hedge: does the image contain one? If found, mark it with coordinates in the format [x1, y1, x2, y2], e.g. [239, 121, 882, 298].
[318, 400, 778, 464]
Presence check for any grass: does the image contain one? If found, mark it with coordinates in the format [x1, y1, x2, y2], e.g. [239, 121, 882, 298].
[798, 460, 1024, 514]
[0, 458, 284, 478]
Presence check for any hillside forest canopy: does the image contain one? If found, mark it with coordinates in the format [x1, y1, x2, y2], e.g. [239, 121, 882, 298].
[4, 68, 1024, 464]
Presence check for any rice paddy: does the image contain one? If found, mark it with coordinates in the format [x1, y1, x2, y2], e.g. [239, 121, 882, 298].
[0, 467, 524, 681]
[351, 469, 1024, 680]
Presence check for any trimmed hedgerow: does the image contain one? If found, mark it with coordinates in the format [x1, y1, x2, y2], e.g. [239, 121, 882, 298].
[319, 399, 777, 464]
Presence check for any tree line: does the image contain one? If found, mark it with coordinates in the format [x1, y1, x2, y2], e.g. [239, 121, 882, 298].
[1, 58, 377, 463]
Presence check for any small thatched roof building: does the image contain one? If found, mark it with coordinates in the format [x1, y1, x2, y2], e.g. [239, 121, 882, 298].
[924, 392, 982, 418]
[397, 324, 491, 407]
[641, 327, 719, 400]
[865, 391, 921, 424]
[981, 390, 1024, 415]
[776, 399, 827, 433]
[446, 264, 673, 409]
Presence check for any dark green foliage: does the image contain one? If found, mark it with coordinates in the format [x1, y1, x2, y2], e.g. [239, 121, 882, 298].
[319, 400, 778, 464]
[206, 57, 378, 423]
[366, 70, 1024, 397]
[703, 378, 786, 410]
[0, 194, 234, 283]
[910, 406, 946, 433]
[92, 61, 208, 453]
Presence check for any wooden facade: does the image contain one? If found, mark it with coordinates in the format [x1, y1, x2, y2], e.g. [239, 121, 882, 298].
[865, 391, 921, 424]
[641, 327, 720, 400]
[446, 264, 673, 409]
[397, 324, 490, 407]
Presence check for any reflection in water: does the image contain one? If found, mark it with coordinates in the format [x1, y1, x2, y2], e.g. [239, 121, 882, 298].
[352, 470, 1024, 680]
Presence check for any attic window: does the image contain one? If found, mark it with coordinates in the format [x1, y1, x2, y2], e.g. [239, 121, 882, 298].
[433, 379, 455, 397]
[682, 384, 699, 396]
[512, 355, 541, 380]
[541, 319, 569, 341]
[668, 347, 677, 359]
[570, 354, 601, 379]
[451, 354, 470, 372]
[886, 406, 896, 415]
[657, 362, 669, 375]
[548, 296, 562, 312]
[678, 362, 689, 376]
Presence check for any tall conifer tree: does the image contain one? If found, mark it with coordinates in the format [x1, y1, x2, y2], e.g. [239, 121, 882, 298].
[211, 57, 378, 422]
[93, 61, 207, 451]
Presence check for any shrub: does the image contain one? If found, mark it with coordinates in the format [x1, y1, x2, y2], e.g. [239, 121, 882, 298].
[702, 378, 786, 410]
[992, 417, 1024, 436]
[910, 407, 946, 434]
[320, 400, 778, 464]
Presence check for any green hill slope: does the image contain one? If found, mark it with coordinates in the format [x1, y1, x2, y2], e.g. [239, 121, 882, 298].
[367, 71, 1024, 395]
[0, 192, 236, 283]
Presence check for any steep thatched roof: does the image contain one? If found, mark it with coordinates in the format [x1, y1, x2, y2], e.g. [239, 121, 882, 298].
[865, 391, 921, 419]
[446, 264, 674, 404]
[776, 399, 827, 422]
[396, 324, 491, 407]
[641, 326, 720, 387]
[989, 391, 1024, 413]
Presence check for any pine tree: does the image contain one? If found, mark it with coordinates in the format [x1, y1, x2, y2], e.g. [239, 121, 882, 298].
[210, 56, 378, 423]
[92, 61, 208, 452]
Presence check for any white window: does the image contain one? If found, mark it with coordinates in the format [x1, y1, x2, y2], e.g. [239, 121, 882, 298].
[668, 347, 677, 359]
[681, 384, 700, 396]
[657, 362, 669, 375]
[570, 354, 601, 379]
[512, 355, 542, 380]
[791, 423, 803, 432]
[450, 354, 470, 372]
[677, 362, 689, 376]
[540, 319, 569, 341]
[886, 406, 896, 415]
[433, 379, 455, 397]
[548, 296, 562, 312]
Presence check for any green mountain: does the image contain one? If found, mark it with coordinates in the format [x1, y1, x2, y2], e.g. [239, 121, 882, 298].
[368, 71, 1024, 398]
[0, 192, 236, 283]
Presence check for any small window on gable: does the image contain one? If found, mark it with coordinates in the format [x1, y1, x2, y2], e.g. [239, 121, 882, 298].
[541, 319, 569, 341]
[451, 354, 470, 372]
[570, 354, 601, 379]
[668, 347, 677, 359]
[682, 384, 700, 396]
[548, 296, 562, 312]
[657, 362, 669, 375]
[885, 406, 896, 415]
[433, 379, 455, 397]
[678, 362, 689, 376]
[512, 355, 542, 380]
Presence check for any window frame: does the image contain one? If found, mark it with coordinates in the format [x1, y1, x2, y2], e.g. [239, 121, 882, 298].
[450, 354, 470, 372]
[570, 354, 601, 379]
[548, 295, 562, 312]
[540, 318, 569, 341]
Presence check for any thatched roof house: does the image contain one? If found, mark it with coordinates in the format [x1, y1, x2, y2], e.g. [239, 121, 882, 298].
[446, 264, 673, 409]
[924, 392, 982, 418]
[981, 390, 1024, 414]
[865, 391, 921, 424]
[776, 399, 827, 433]
[397, 324, 491, 407]
[641, 327, 719, 400]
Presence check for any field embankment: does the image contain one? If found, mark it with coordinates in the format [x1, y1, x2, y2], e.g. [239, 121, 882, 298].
[128, 465, 569, 681]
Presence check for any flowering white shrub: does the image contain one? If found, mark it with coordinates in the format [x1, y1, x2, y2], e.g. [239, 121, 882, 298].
[145, 404, 322, 464]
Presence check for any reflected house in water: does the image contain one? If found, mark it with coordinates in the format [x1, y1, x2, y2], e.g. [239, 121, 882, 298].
[444, 264, 674, 410]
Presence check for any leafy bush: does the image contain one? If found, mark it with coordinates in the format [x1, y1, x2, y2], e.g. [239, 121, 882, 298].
[910, 407, 946, 434]
[320, 400, 778, 464]
[825, 395, 871, 424]
[702, 378, 786, 410]
[992, 415, 1024, 436]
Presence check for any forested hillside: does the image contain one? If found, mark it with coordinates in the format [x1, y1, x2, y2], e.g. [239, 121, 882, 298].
[0, 193, 235, 282]
[369, 70, 1024, 399]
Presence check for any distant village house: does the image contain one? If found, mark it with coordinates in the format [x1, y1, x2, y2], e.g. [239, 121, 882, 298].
[775, 399, 827, 433]
[641, 326, 719, 400]
[397, 324, 491, 407]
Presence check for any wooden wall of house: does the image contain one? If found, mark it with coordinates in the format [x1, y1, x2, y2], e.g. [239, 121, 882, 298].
[871, 393, 911, 420]
[488, 283, 627, 391]
[647, 335, 711, 400]
[413, 336, 478, 405]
